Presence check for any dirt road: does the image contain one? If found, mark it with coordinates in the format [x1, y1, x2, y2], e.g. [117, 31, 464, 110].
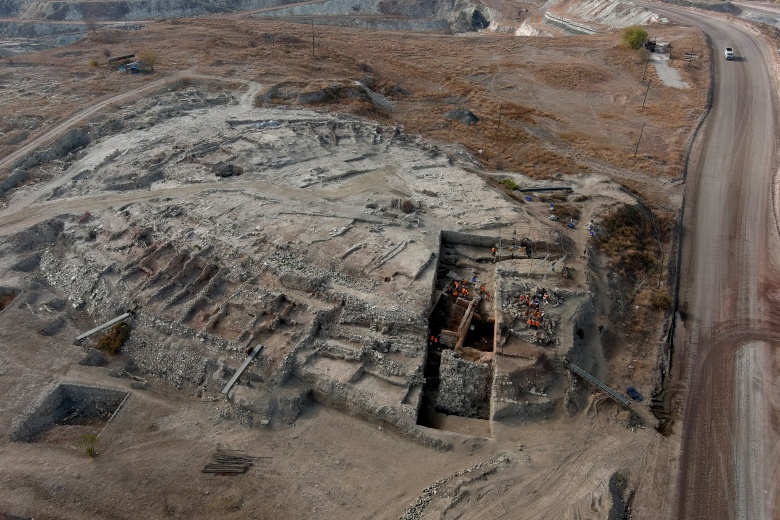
[648, 5, 780, 519]
[0, 72, 189, 176]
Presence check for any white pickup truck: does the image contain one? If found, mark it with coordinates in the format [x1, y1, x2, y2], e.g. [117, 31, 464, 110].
[725, 47, 734, 60]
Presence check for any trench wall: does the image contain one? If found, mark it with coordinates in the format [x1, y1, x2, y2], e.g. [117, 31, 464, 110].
[11, 383, 129, 441]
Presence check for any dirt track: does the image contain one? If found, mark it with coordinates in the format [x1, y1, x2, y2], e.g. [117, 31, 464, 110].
[637, 4, 780, 518]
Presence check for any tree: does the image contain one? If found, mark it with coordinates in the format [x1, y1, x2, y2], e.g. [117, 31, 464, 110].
[621, 26, 648, 50]
[136, 50, 158, 72]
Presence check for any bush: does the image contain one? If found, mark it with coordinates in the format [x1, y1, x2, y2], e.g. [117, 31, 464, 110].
[554, 203, 580, 222]
[136, 50, 158, 71]
[88, 58, 99, 67]
[650, 289, 672, 310]
[595, 204, 669, 281]
[75, 432, 99, 457]
[97, 322, 130, 354]
[621, 26, 648, 50]
[498, 178, 519, 190]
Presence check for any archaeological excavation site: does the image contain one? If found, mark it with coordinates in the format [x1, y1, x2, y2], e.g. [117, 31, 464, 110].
[0, 0, 715, 516]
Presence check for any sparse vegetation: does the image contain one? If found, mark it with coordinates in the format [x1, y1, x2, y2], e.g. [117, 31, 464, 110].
[75, 432, 99, 457]
[553, 203, 580, 223]
[498, 178, 519, 190]
[539, 191, 569, 202]
[97, 322, 130, 354]
[595, 204, 670, 281]
[136, 49, 158, 71]
[621, 26, 648, 50]
[650, 288, 672, 310]
[100, 30, 122, 44]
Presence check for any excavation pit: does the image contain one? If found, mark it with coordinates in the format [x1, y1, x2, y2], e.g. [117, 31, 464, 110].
[0, 287, 20, 313]
[462, 315, 495, 352]
[418, 233, 498, 433]
[11, 384, 129, 444]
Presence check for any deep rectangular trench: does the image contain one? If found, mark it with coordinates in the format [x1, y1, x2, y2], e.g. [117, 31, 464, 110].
[12, 383, 129, 443]
[417, 232, 498, 431]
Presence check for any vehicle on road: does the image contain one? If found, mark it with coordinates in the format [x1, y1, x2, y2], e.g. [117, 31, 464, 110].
[725, 47, 734, 60]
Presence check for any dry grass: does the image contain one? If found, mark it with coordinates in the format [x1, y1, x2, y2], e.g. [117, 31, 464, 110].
[0, 18, 708, 187]
[595, 203, 673, 282]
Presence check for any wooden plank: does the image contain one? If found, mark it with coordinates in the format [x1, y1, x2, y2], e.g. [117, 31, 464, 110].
[221, 346, 263, 395]
[75, 312, 132, 342]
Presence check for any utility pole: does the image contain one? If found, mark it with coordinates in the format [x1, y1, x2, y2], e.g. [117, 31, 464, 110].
[634, 122, 646, 157]
[642, 55, 650, 83]
[642, 80, 651, 108]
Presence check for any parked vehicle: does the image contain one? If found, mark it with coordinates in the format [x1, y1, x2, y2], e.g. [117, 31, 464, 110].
[626, 386, 643, 402]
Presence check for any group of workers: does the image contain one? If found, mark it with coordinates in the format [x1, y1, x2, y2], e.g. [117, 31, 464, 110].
[491, 242, 532, 260]
[446, 277, 490, 301]
[518, 289, 552, 329]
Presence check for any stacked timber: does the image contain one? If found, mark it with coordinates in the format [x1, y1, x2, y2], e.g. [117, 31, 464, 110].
[202, 448, 262, 474]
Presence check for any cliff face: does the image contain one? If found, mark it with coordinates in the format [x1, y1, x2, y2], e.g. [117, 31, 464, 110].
[7, 0, 482, 30]
[9, 0, 294, 20]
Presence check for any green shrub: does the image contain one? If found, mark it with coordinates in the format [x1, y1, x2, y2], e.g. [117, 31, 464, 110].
[75, 432, 99, 457]
[498, 178, 519, 190]
[97, 322, 130, 354]
[621, 26, 648, 50]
